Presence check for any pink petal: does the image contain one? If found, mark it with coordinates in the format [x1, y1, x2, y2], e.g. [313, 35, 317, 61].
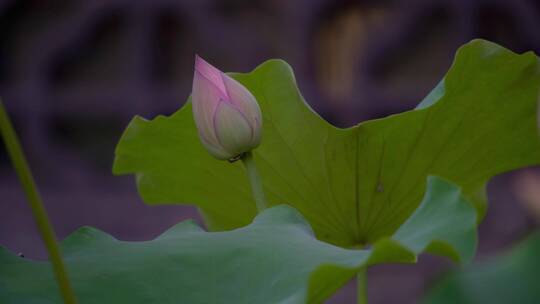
[198, 129, 232, 160]
[222, 73, 262, 144]
[192, 67, 225, 149]
[194, 55, 228, 99]
[213, 101, 254, 156]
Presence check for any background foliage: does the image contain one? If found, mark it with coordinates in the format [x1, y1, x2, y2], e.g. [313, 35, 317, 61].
[424, 232, 540, 304]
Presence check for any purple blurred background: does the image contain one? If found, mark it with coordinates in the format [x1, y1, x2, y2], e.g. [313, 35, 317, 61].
[1, 1, 539, 303]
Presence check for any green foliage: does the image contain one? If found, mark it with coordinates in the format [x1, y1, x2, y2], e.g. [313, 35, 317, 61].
[423, 232, 540, 304]
[114, 39, 540, 247]
[0, 177, 475, 303]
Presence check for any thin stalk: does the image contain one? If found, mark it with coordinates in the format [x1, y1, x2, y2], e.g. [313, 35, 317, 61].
[357, 268, 368, 304]
[0, 100, 77, 304]
[241, 151, 267, 211]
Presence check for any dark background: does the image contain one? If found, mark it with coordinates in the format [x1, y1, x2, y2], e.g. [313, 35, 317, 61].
[1, 1, 540, 303]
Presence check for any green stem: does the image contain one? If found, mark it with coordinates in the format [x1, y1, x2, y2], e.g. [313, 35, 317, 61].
[241, 151, 267, 211]
[357, 268, 368, 304]
[0, 100, 77, 304]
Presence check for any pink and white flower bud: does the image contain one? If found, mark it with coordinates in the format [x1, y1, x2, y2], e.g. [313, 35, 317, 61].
[191, 55, 262, 160]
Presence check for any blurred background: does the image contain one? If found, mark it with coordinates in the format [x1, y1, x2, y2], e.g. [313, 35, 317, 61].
[1, 0, 540, 303]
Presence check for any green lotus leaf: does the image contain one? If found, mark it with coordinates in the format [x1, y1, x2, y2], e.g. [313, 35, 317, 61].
[423, 231, 540, 304]
[0, 177, 476, 303]
[114, 39, 540, 247]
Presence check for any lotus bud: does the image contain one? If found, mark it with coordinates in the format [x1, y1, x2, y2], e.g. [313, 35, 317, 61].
[191, 55, 262, 161]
